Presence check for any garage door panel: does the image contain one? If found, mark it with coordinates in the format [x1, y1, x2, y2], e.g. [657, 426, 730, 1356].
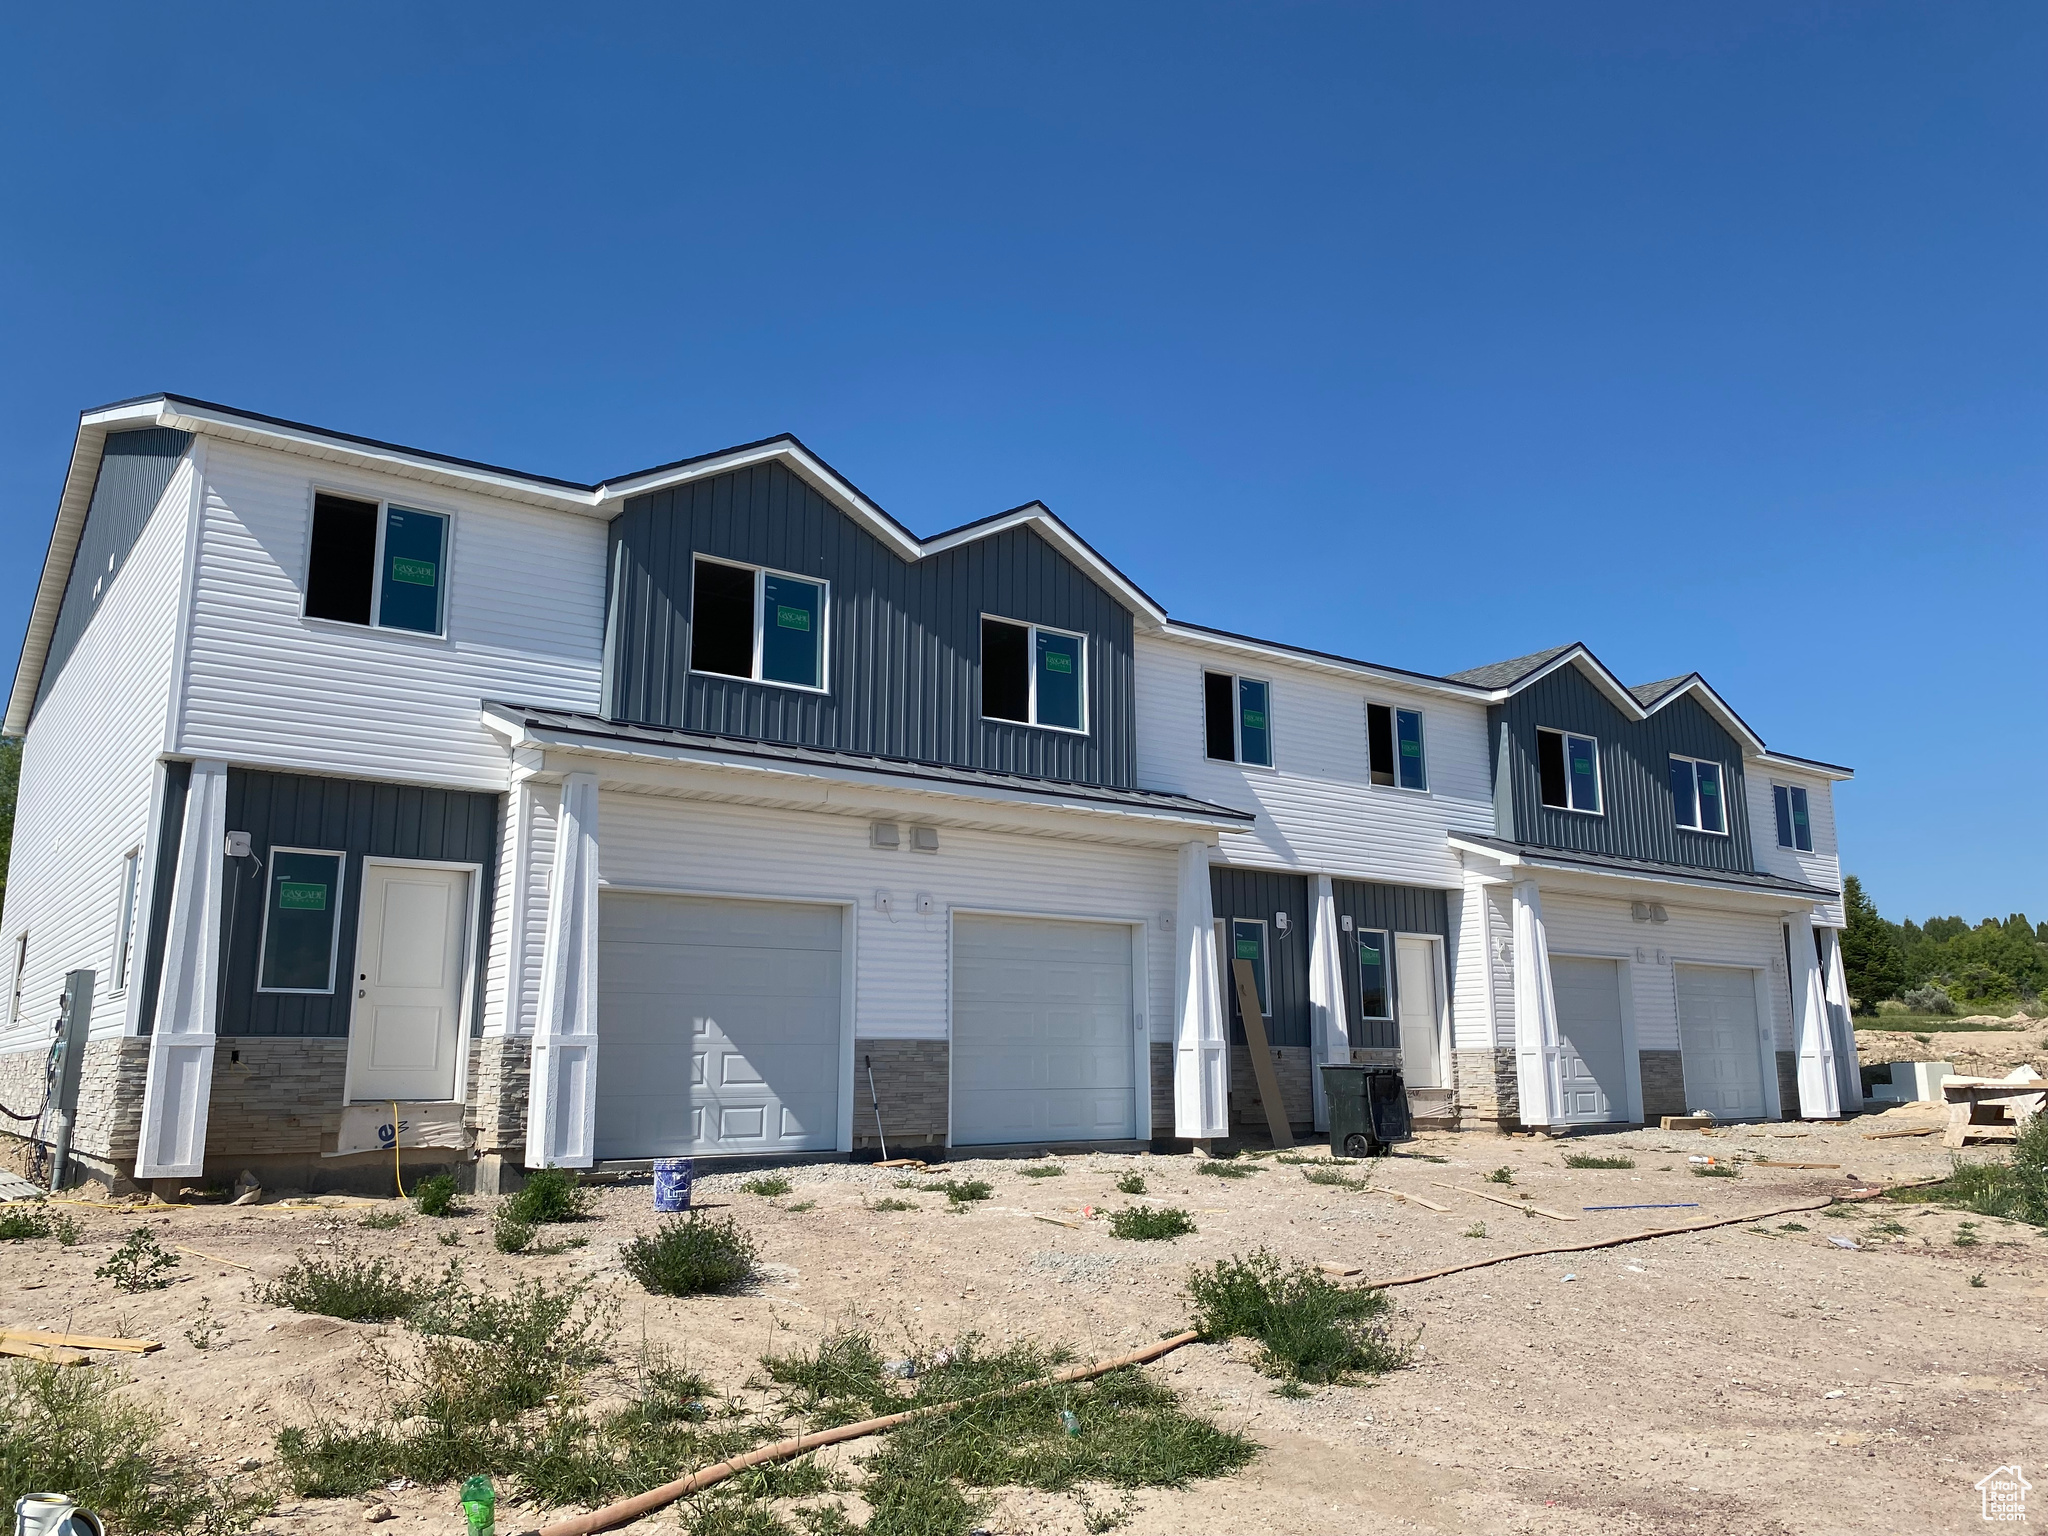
[1675, 964, 1766, 1118]
[596, 894, 842, 1161]
[952, 916, 1136, 1147]
[1549, 955, 1629, 1124]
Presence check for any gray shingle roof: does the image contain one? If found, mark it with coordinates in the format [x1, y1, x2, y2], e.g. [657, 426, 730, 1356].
[1443, 644, 1578, 689]
[483, 702, 1256, 823]
[1628, 675, 1694, 707]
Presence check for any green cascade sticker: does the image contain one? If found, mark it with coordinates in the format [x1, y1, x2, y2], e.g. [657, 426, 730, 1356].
[1700, 777, 1719, 798]
[1234, 937, 1262, 961]
[775, 605, 811, 631]
[1242, 710, 1266, 730]
[390, 556, 437, 586]
[1401, 738, 1421, 756]
[1359, 942, 1381, 965]
[278, 881, 328, 911]
[1044, 651, 1073, 674]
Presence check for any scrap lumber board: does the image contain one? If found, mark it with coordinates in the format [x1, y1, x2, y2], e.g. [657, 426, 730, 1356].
[3, 1328, 162, 1354]
[0, 1338, 87, 1366]
[1862, 1127, 1940, 1139]
[1753, 1161, 1840, 1169]
[1373, 1187, 1452, 1212]
[1231, 957, 1295, 1149]
[1432, 1182, 1578, 1221]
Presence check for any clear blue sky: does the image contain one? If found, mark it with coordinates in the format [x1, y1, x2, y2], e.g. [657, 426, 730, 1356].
[2, 4, 2041, 922]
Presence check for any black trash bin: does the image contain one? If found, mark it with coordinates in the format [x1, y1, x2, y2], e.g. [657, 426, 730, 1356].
[1319, 1065, 1413, 1157]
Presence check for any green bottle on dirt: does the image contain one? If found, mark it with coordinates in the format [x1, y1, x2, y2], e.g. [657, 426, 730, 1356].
[460, 1476, 495, 1536]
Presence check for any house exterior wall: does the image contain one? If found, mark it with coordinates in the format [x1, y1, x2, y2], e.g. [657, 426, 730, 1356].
[1746, 767, 1846, 928]
[1331, 879, 1452, 1051]
[1133, 632, 1495, 885]
[210, 768, 502, 1039]
[1490, 665, 1756, 873]
[1, 456, 191, 1062]
[605, 462, 1139, 787]
[173, 440, 606, 791]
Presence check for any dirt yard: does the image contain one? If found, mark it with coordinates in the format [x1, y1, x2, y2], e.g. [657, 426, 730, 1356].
[1856, 1016, 2047, 1081]
[5, 1115, 2043, 1536]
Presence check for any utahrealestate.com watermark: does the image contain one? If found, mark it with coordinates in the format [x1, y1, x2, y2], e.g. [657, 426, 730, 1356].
[1977, 1465, 2031, 1523]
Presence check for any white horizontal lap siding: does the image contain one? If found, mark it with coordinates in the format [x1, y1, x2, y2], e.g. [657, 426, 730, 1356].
[1540, 892, 1792, 1052]
[1449, 884, 1494, 1052]
[513, 785, 560, 1036]
[1746, 770, 1846, 926]
[594, 793, 1178, 1043]
[176, 443, 606, 791]
[1133, 635, 1492, 885]
[0, 463, 190, 1053]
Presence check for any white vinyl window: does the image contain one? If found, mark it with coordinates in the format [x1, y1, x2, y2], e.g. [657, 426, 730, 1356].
[1669, 755, 1728, 835]
[981, 617, 1088, 732]
[255, 848, 347, 995]
[1536, 728, 1602, 814]
[1366, 703, 1427, 791]
[304, 490, 451, 637]
[112, 848, 142, 995]
[689, 556, 829, 692]
[1772, 784, 1814, 852]
[1204, 672, 1273, 767]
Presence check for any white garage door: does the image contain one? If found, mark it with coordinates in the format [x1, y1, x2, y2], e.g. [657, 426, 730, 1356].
[595, 893, 842, 1160]
[951, 915, 1136, 1146]
[1550, 955, 1629, 1123]
[1675, 963, 1767, 1119]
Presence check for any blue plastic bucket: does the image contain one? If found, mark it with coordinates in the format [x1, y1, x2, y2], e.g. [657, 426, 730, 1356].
[653, 1158, 693, 1213]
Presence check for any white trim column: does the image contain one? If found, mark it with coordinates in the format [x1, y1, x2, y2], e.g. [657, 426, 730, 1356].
[1307, 874, 1347, 1132]
[526, 772, 601, 1168]
[1510, 878, 1563, 1129]
[1790, 909, 1842, 1119]
[1172, 841, 1228, 1139]
[1821, 928, 1863, 1110]
[135, 758, 228, 1179]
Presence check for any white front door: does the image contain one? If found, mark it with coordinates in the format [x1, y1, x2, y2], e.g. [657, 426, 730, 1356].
[346, 863, 471, 1103]
[952, 915, 1136, 1146]
[595, 893, 843, 1160]
[1549, 955, 1627, 1123]
[1393, 935, 1444, 1088]
[1675, 963, 1767, 1119]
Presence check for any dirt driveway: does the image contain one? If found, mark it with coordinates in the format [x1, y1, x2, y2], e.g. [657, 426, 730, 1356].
[5, 1113, 2043, 1536]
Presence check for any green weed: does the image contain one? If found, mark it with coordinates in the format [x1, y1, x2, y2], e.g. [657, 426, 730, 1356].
[1954, 1223, 1981, 1248]
[503, 1166, 589, 1224]
[1461, 1223, 1486, 1239]
[96, 1228, 178, 1293]
[622, 1214, 759, 1296]
[1301, 1167, 1367, 1190]
[1778, 1222, 1808, 1232]
[1195, 1162, 1257, 1180]
[0, 1360, 270, 1535]
[0, 1203, 80, 1245]
[492, 1211, 534, 1254]
[1107, 1206, 1195, 1241]
[1891, 1116, 2048, 1227]
[411, 1174, 460, 1218]
[867, 1197, 918, 1213]
[257, 1242, 430, 1322]
[1018, 1164, 1065, 1179]
[1487, 1167, 1514, 1185]
[1115, 1173, 1147, 1195]
[1563, 1153, 1635, 1170]
[1969, 1273, 1987, 1288]
[742, 1174, 795, 1198]
[919, 1179, 994, 1204]
[359, 1209, 405, 1231]
[1185, 1249, 1409, 1384]
[1692, 1163, 1739, 1178]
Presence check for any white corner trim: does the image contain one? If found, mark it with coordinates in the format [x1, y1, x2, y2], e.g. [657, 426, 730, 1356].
[134, 759, 228, 1179]
[525, 772, 601, 1168]
[1171, 840, 1229, 1138]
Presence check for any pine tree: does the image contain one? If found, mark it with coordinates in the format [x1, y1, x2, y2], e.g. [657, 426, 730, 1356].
[1839, 874, 1905, 1010]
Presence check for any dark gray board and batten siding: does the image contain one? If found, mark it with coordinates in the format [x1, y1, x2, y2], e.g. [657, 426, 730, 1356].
[33, 428, 192, 715]
[1491, 664, 1755, 873]
[169, 770, 504, 1039]
[604, 461, 1138, 788]
[1331, 881, 1452, 1051]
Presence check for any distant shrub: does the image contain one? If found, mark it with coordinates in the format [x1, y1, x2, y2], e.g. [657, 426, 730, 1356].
[919, 1179, 993, 1204]
[412, 1174, 459, 1218]
[492, 1212, 535, 1254]
[1904, 984, 1955, 1016]
[95, 1229, 177, 1293]
[1017, 1164, 1064, 1179]
[1563, 1153, 1635, 1170]
[622, 1214, 758, 1296]
[503, 1166, 588, 1224]
[1875, 998, 1909, 1017]
[1107, 1206, 1195, 1241]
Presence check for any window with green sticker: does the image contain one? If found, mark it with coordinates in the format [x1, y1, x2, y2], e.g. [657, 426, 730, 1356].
[1236, 678, 1272, 766]
[1670, 755, 1726, 834]
[377, 508, 447, 634]
[691, 558, 830, 691]
[258, 849, 345, 993]
[1773, 784, 1814, 851]
[1356, 928, 1391, 1020]
[1537, 728, 1602, 814]
[981, 617, 1087, 731]
[1226, 918, 1269, 1016]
